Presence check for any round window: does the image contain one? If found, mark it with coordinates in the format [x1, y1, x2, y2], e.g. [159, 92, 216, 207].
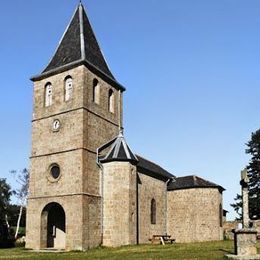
[50, 165, 60, 179]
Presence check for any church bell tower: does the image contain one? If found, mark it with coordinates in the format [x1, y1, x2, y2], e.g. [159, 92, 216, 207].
[26, 3, 125, 250]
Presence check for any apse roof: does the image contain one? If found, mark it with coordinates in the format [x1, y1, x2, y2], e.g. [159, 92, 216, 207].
[167, 175, 225, 192]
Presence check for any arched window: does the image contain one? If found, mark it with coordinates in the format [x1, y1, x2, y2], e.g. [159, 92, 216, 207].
[108, 89, 114, 113]
[64, 76, 73, 101]
[93, 78, 100, 104]
[151, 198, 156, 224]
[45, 83, 52, 107]
[219, 203, 223, 227]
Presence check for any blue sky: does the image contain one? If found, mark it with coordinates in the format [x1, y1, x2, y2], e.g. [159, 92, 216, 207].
[0, 0, 260, 220]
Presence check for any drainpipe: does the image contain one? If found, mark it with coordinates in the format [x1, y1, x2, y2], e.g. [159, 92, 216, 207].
[96, 150, 104, 245]
[136, 173, 139, 245]
[96, 136, 117, 245]
[165, 177, 175, 234]
[118, 90, 122, 131]
[96, 89, 123, 244]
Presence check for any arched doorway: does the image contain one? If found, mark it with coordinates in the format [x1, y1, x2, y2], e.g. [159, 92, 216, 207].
[41, 202, 66, 249]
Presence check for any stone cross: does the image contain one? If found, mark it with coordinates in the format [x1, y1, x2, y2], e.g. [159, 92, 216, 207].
[226, 169, 258, 258]
[240, 168, 249, 228]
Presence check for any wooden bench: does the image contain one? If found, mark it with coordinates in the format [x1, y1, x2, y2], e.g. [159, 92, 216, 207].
[163, 237, 176, 244]
[150, 234, 175, 245]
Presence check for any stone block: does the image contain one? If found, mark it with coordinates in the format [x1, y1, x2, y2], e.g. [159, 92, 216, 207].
[234, 229, 257, 256]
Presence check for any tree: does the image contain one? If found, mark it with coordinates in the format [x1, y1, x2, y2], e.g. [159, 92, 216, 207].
[230, 194, 242, 221]
[0, 179, 15, 248]
[0, 179, 13, 224]
[231, 130, 260, 220]
[10, 169, 29, 239]
[246, 129, 260, 219]
[7, 205, 26, 228]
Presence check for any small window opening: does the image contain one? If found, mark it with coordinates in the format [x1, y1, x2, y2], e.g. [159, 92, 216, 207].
[151, 198, 156, 224]
[45, 83, 52, 107]
[108, 89, 114, 113]
[93, 79, 100, 104]
[50, 164, 60, 179]
[65, 76, 73, 101]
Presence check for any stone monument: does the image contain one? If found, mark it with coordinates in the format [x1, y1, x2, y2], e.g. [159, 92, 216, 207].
[226, 168, 259, 259]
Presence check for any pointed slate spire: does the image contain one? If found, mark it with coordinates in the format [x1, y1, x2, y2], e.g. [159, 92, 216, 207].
[43, 3, 114, 78]
[32, 3, 125, 90]
[97, 130, 138, 164]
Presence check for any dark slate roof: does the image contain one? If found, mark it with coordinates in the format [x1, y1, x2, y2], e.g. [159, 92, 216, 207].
[98, 131, 138, 164]
[167, 175, 225, 192]
[43, 7, 81, 73]
[32, 3, 125, 90]
[97, 133, 174, 181]
[136, 155, 175, 181]
[43, 3, 114, 78]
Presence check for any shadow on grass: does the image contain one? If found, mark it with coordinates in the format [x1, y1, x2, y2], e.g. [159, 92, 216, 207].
[218, 248, 234, 254]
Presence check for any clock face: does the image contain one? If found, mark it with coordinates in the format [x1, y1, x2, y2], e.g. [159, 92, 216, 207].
[52, 119, 61, 131]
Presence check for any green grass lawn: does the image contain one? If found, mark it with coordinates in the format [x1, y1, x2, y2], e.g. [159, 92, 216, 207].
[0, 240, 259, 260]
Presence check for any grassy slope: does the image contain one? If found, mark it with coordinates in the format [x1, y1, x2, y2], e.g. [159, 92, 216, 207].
[0, 241, 259, 260]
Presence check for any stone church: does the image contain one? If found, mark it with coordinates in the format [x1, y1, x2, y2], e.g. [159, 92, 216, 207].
[26, 3, 225, 250]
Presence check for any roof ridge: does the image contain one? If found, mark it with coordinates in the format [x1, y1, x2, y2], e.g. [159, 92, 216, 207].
[168, 174, 225, 192]
[176, 175, 195, 179]
[79, 3, 86, 60]
[179, 175, 224, 188]
[80, 4, 113, 76]
[42, 4, 79, 73]
[135, 154, 166, 169]
[135, 154, 174, 178]
[193, 175, 219, 186]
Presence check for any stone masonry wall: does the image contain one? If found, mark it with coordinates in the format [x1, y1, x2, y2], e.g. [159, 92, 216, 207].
[82, 67, 121, 196]
[102, 162, 137, 247]
[30, 150, 84, 198]
[223, 220, 260, 240]
[83, 66, 121, 128]
[32, 66, 84, 121]
[167, 188, 223, 243]
[28, 64, 122, 250]
[82, 195, 102, 249]
[26, 195, 101, 250]
[223, 221, 241, 240]
[138, 173, 167, 244]
[31, 109, 84, 157]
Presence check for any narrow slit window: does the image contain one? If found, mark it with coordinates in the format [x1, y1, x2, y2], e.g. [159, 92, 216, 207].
[151, 198, 156, 224]
[108, 89, 114, 113]
[45, 83, 53, 107]
[65, 76, 73, 101]
[93, 79, 100, 104]
[219, 204, 223, 227]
